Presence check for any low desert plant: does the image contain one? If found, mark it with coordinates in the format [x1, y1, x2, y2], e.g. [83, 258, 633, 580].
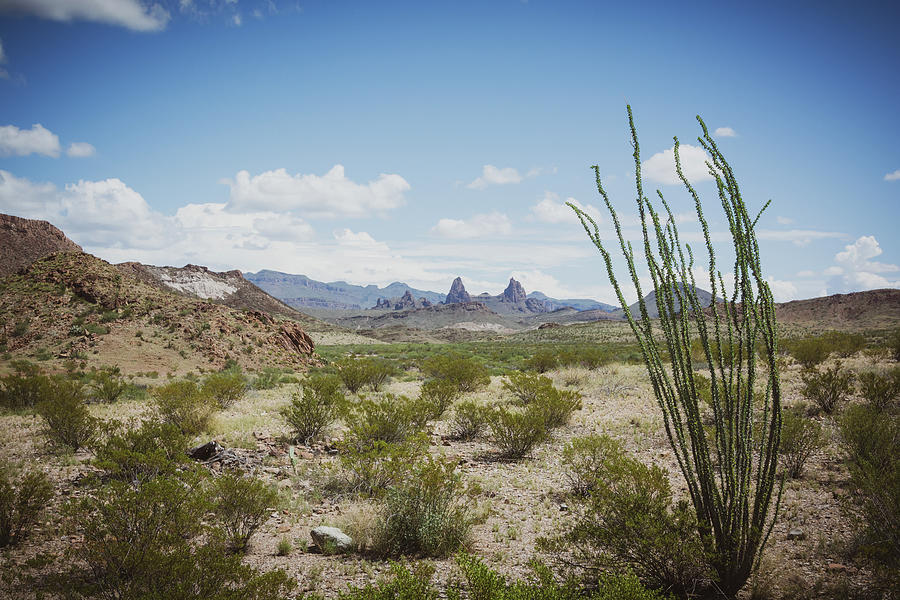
[820, 331, 866, 358]
[252, 366, 285, 390]
[211, 470, 279, 553]
[92, 419, 189, 483]
[536, 386, 582, 428]
[540, 434, 713, 595]
[487, 405, 549, 459]
[0, 462, 54, 548]
[342, 394, 427, 448]
[89, 366, 128, 404]
[336, 437, 427, 497]
[857, 368, 900, 412]
[779, 406, 824, 478]
[0, 361, 50, 411]
[526, 349, 559, 373]
[333, 562, 440, 600]
[801, 363, 855, 414]
[281, 374, 343, 444]
[335, 357, 370, 394]
[889, 328, 900, 362]
[372, 457, 474, 558]
[421, 353, 490, 393]
[276, 536, 292, 556]
[201, 369, 247, 409]
[363, 358, 396, 391]
[451, 400, 491, 441]
[417, 378, 460, 420]
[787, 337, 830, 369]
[151, 379, 215, 436]
[37, 378, 98, 452]
[502, 371, 555, 405]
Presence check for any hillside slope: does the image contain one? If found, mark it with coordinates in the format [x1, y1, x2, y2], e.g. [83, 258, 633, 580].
[0, 213, 83, 277]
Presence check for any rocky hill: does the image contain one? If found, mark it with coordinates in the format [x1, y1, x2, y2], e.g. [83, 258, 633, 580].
[470, 278, 551, 315]
[445, 277, 471, 304]
[0, 252, 317, 375]
[373, 290, 433, 310]
[0, 213, 83, 277]
[627, 283, 713, 319]
[774, 288, 900, 332]
[324, 301, 516, 332]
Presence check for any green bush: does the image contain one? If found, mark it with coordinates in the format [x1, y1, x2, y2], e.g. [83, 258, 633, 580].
[252, 367, 285, 390]
[37, 378, 98, 452]
[451, 400, 491, 441]
[202, 370, 247, 409]
[342, 394, 427, 448]
[417, 378, 460, 421]
[421, 353, 490, 393]
[211, 471, 279, 553]
[335, 357, 370, 394]
[889, 328, 900, 362]
[151, 380, 215, 436]
[800, 362, 855, 414]
[0, 462, 54, 548]
[89, 366, 127, 404]
[526, 349, 559, 373]
[64, 472, 294, 599]
[779, 406, 824, 479]
[363, 358, 396, 392]
[857, 368, 900, 412]
[281, 374, 343, 444]
[541, 434, 713, 596]
[372, 457, 474, 557]
[820, 331, 866, 358]
[333, 562, 439, 600]
[839, 404, 900, 570]
[788, 337, 830, 369]
[0, 361, 50, 411]
[336, 437, 427, 497]
[487, 405, 549, 459]
[537, 387, 582, 429]
[502, 371, 555, 405]
[92, 419, 188, 483]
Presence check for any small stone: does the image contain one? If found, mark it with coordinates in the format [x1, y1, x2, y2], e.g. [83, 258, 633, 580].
[827, 563, 847, 573]
[787, 528, 806, 541]
[559, 504, 569, 512]
[310, 526, 353, 554]
[277, 479, 293, 489]
[277, 525, 291, 533]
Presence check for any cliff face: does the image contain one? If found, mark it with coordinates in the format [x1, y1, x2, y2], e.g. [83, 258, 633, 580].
[374, 290, 433, 310]
[0, 213, 83, 277]
[445, 277, 471, 304]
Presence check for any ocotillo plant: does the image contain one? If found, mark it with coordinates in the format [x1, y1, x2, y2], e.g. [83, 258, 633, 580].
[569, 107, 782, 598]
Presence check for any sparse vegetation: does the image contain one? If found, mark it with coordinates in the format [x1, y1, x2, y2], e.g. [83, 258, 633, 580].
[779, 406, 824, 479]
[151, 379, 215, 436]
[857, 367, 900, 412]
[452, 400, 491, 441]
[800, 363, 855, 414]
[421, 352, 490, 393]
[211, 470, 279, 553]
[281, 374, 343, 444]
[487, 404, 549, 459]
[202, 368, 248, 408]
[0, 462, 54, 548]
[88, 366, 128, 404]
[37, 378, 98, 452]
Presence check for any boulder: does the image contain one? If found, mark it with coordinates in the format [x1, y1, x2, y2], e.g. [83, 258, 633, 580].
[310, 525, 354, 554]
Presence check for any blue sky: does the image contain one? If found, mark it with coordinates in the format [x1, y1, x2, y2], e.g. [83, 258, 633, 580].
[1, 0, 898, 304]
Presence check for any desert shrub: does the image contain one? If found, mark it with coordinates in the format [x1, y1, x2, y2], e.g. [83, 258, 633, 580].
[526, 349, 559, 373]
[252, 367, 284, 390]
[64, 472, 294, 599]
[787, 337, 830, 369]
[821, 331, 866, 358]
[211, 471, 279, 553]
[421, 353, 490, 393]
[363, 358, 396, 391]
[333, 562, 439, 600]
[839, 404, 900, 570]
[451, 400, 491, 441]
[372, 457, 474, 557]
[800, 362, 855, 414]
[572, 345, 612, 370]
[202, 369, 247, 409]
[417, 378, 460, 421]
[487, 405, 549, 459]
[276, 536, 292, 556]
[536, 387, 582, 428]
[457, 554, 668, 600]
[335, 357, 370, 394]
[779, 406, 824, 478]
[857, 368, 900, 412]
[889, 329, 900, 362]
[37, 378, 98, 452]
[89, 366, 127, 404]
[539, 434, 713, 595]
[336, 437, 427, 496]
[281, 374, 343, 444]
[0, 462, 54, 548]
[0, 361, 50, 411]
[342, 394, 427, 448]
[502, 371, 555, 405]
[151, 380, 215, 436]
[92, 419, 188, 483]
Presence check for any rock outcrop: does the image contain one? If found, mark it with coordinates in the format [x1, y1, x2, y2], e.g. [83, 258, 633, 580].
[373, 290, 433, 310]
[445, 277, 471, 304]
[501, 278, 527, 304]
[0, 213, 83, 277]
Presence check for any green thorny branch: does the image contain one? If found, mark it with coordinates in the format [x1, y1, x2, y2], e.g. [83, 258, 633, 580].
[568, 107, 782, 598]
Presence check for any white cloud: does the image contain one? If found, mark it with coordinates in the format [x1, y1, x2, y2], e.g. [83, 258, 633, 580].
[232, 12, 241, 25]
[0, 124, 61, 157]
[766, 277, 798, 302]
[714, 127, 737, 138]
[0, 0, 171, 32]
[776, 216, 794, 225]
[827, 235, 900, 294]
[885, 169, 900, 182]
[757, 228, 845, 247]
[642, 144, 713, 185]
[530, 191, 603, 225]
[796, 270, 815, 278]
[66, 142, 96, 158]
[467, 165, 523, 189]
[431, 212, 512, 239]
[223, 165, 409, 219]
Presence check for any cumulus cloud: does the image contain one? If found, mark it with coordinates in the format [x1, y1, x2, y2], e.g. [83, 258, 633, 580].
[467, 165, 523, 189]
[826, 236, 900, 294]
[66, 142, 96, 158]
[530, 191, 603, 225]
[766, 277, 798, 302]
[714, 127, 737, 138]
[757, 228, 845, 247]
[885, 169, 900, 182]
[0, 0, 171, 32]
[0, 124, 61, 157]
[431, 212, 512, 239]
[642, 144, 714, 185]
[223, 165, 409, 219]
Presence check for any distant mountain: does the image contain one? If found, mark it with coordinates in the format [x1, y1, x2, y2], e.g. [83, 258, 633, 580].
[627, 284, 714, 318]
[327, 301, 514, 332]
[0, 213, 83, 277]
[245, 270, 445, 310]
[527, 291, 618, 312]
[449, 277, 550, 315]
[373, 290, 433, 310]
[774, 288, 900, 331]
